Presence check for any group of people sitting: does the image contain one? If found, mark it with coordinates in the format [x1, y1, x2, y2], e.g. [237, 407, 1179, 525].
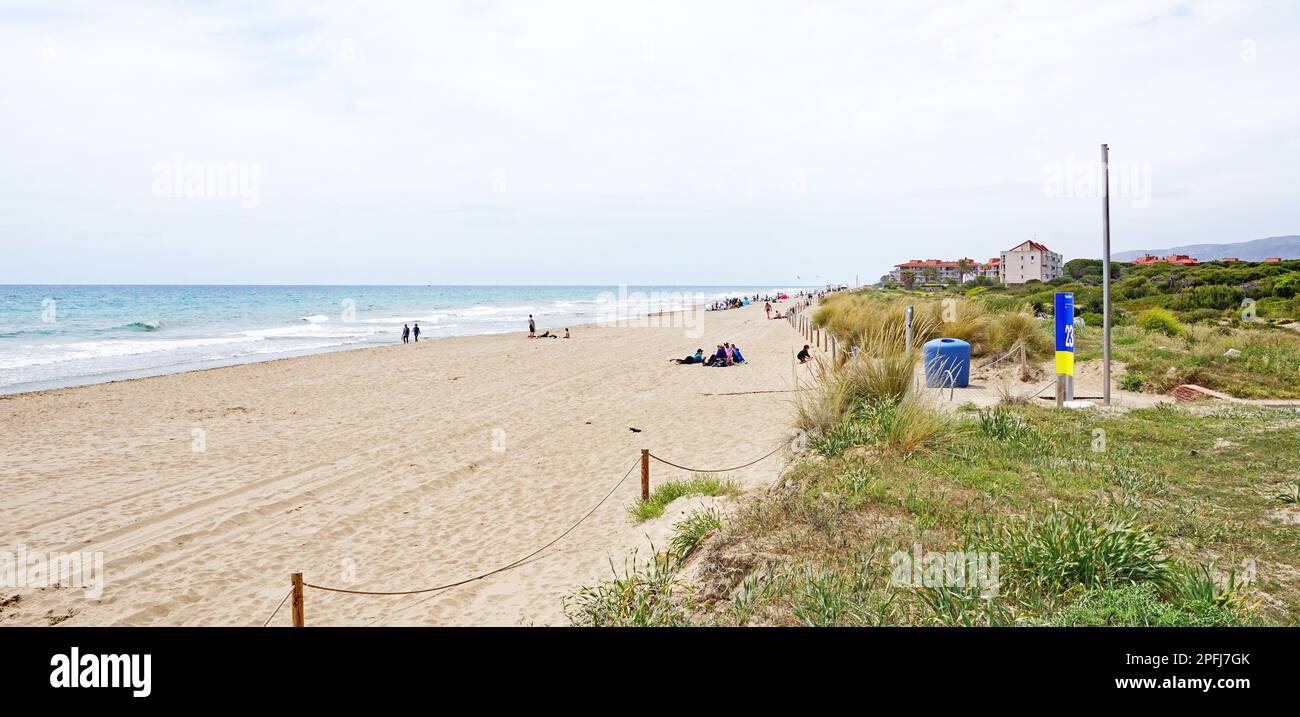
[708, 297, 751, 311]
[672, 342, 746, 367]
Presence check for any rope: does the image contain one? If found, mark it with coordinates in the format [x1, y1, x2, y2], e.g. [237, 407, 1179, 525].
[261, 588, 292, 628]
[300, 457, 640, 597]
[700, 388, 811, 396]
[648, 444, 783, 473]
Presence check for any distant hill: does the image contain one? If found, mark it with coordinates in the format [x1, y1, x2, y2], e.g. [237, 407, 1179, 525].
[1113, 235, 1300, 263]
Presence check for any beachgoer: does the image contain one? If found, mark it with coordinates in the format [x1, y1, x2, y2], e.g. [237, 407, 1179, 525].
[412, 322, 420, 342]
[731, 344, 746, 364]
[563, 328, 571, 339]
[797, 344, 811, 363]
[672, 348, 705, 365]
[528, 314, 536, 338]
[402, 324, 410, 344]
[764, 301, 771, 318]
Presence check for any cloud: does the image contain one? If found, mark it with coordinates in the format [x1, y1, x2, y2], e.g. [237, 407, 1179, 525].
[1, 0, 1297, 283]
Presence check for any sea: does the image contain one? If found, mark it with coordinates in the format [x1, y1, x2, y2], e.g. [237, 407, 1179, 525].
[0, 285, 805, 395]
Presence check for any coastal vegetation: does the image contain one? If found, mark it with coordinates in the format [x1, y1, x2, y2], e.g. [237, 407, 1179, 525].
[868, 260, 1300, 400]
[566, 285, 1300, 628]
[568, 390, 1297, 627]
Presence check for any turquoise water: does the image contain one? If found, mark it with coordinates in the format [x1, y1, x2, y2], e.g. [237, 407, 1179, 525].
[0, 285, 800, 394]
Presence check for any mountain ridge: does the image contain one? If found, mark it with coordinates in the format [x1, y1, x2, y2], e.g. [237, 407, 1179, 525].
[1112, 235, 1300, 262]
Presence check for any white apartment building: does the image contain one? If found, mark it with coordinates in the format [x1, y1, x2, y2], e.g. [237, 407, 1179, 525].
[999, 240, 1063, 284]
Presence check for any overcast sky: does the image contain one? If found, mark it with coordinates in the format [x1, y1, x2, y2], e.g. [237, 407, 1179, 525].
[2, 0, 1297, 285]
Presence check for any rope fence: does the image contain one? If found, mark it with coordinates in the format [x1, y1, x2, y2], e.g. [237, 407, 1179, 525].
[264, 305, 810, 626]
[264, 439, 787, 626]
[647, 445, 784, 474]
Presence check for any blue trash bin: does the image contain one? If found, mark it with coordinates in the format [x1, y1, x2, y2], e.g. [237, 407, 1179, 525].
[923, 338, 971, 388]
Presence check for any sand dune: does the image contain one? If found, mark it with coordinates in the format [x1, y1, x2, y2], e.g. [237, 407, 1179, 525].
[0, 303, 811, 626]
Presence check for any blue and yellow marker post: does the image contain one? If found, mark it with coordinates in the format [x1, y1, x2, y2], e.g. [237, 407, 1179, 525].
[1054, 292, 1075, 405]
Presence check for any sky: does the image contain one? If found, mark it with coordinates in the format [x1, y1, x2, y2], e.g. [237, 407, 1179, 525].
[1, 0, 1298, 285]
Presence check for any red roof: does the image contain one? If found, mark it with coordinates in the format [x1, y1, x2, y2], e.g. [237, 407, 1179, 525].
[1263, 257, 1282, 262]
[1133, 254, 1199, 265]
[895, 259, 958, 269]
[1006, 240, 1053, 254]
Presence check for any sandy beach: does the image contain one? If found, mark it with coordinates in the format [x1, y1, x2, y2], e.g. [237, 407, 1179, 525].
[0, 302, 809, 626]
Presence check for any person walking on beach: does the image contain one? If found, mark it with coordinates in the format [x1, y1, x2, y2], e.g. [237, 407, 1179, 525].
[764, 301, 772, 319]
[528, 314, 536, 338]
[402, 324, 410, 344]
[413, 322, 421, 342]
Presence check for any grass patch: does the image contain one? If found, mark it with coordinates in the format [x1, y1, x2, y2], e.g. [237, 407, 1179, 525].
[575, 402, 1298, 626]
[1044, 583, 1261, 627]
[627, 474, 740, 522]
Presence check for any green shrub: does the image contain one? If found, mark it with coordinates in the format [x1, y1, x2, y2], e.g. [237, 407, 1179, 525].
[1136, 308, 1186, 337]
[975, 510, 1171, 595]
[1119, 373, 1144, 392]
[1274, 272, 1300, 298]
[1176, 284, 1244, 311]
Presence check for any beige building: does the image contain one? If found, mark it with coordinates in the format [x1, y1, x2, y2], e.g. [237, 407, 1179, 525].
[999, 240, 1062, 284]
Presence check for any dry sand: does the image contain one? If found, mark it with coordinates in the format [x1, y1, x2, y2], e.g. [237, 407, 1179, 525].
[0, 303, 815, 626]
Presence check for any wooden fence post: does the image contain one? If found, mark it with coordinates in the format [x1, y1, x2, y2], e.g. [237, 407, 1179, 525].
[640, 449, 650, 501]
[291, 572, 305, 628]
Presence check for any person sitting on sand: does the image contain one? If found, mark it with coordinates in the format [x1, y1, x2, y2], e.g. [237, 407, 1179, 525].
[797, 344, 811, 363]
[731, 344, 746, 364]
[563, 328, 571, 339]
[723, 342, 735, 366]
[705, 344, 727, 367]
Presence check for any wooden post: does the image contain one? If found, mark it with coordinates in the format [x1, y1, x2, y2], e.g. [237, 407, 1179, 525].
[290, 572, 305, 628]
[640, 449, 650, 501]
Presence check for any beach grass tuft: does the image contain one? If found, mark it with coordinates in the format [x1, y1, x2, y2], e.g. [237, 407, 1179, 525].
[628, 474, 740, 522]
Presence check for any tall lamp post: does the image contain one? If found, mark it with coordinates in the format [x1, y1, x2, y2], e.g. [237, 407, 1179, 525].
[1101, 143, 1113, 406]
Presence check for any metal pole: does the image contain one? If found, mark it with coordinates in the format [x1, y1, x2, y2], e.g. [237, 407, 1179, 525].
[904, 305, 914, 352]
[1101, 143, 1112, 406]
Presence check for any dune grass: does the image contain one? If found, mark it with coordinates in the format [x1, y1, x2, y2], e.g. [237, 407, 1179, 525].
[627, 474, 740, 522]
[570, 286, 1299, 627]
[573, 398, 1300, 626]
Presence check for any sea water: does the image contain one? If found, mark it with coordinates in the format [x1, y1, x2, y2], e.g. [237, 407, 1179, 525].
[0, 285, 802, 394]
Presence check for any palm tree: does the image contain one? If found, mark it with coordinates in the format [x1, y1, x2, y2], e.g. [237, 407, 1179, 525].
[900, 271, 916, 289]
[921, 267, 938, 285]
[957, 258, 973, 285]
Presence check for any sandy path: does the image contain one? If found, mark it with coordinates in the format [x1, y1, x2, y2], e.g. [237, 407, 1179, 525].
[0, 303, 812, 626]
